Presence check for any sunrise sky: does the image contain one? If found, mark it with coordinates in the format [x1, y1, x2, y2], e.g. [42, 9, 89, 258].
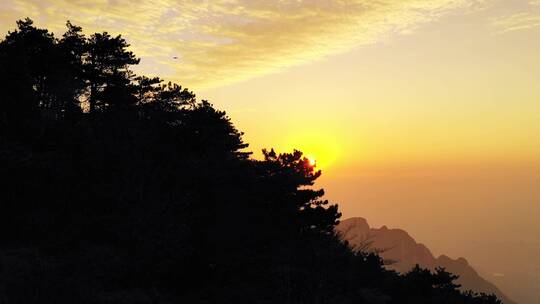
[1, 0, 539, 302]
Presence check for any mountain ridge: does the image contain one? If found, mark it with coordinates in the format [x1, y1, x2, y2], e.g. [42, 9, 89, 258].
[336, 217, 517, 304]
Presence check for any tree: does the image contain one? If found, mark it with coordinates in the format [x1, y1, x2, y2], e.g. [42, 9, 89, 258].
[84, 31, 139, 111]
[57, 21, 88, 117]
[0, 19, 81, 137]
[133, 75, 162, 104]
[259, 148, 341, 236]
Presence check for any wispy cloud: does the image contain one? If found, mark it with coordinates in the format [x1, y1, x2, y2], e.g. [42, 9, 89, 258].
[491, 11, 540, 34]
[1, 0, 471, 88]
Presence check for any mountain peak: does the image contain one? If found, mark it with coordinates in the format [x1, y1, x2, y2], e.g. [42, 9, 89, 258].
[339, 217, 370, 232]
[341, 217, 370, 227]
[438, 255, 469, 266]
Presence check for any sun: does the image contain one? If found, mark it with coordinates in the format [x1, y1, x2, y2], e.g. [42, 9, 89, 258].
[307, 155, 317, 167]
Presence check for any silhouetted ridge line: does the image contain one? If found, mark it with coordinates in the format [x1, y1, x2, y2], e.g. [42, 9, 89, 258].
[337, 217, 516, 304]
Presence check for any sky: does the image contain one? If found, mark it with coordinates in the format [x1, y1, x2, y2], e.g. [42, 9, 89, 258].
[1, 0, 539, 303]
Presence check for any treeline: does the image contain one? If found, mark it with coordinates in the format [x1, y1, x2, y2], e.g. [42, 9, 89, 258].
[0, 19, 503, 304]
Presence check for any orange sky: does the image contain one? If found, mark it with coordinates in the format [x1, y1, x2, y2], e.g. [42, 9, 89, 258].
[1, 0, 539, 302]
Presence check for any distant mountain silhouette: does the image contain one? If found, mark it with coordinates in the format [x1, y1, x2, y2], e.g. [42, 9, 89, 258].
[337, 218, 517, 304]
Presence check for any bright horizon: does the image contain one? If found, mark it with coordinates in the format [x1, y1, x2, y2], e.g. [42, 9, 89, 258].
[2, 1, 539, 303]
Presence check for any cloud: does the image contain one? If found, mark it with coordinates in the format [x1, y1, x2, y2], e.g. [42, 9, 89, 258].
[1, 0, 471, 88]
[491, 11, 540, 34]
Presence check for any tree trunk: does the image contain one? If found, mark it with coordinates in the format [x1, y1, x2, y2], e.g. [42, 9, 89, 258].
[89, 83, 96, 113]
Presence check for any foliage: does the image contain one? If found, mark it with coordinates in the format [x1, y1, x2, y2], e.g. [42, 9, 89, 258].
[0, 19, 503, 304]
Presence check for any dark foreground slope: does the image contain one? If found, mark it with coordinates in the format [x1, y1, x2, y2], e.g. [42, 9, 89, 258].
[0, 19, 504, 304]
[337, 218, 516, 304]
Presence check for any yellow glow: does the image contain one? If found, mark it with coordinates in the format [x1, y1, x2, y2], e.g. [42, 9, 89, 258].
[307, 155, 317, 167]
[281, 131, 341, 171]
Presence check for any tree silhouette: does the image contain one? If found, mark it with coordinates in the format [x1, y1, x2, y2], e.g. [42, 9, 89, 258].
[84, 31, 139, 111]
